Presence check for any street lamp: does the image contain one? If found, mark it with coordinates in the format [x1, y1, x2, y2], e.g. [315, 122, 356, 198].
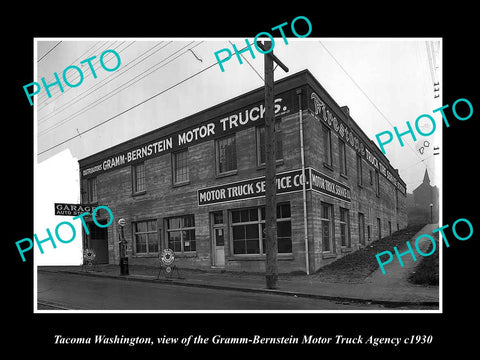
[429, 203, 433, 224]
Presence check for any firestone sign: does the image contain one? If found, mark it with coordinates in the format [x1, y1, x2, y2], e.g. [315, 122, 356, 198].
[310, 91, 406, 195]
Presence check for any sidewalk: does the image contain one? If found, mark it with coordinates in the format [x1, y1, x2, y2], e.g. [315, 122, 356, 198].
[38, 225, 439, 308]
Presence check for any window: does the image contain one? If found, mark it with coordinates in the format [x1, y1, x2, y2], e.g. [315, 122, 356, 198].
[369, 170, 373, 185]
[367, 225, 371, 242]
[377, 218, 381, 240]
[395, 188, 399, 210]
[256, 121, 283, 166]
[322, 125, 332, 167]
[132, 162, 146, 193]
[133, 220, 158, 254]
[230, 204, 292, 255]
[216, 135, 237, 174]
[166, 215, 196, 253]
[356, 155, 363, 186]
[86, 177, 97, 203]
[388, 221, 392, 237]
[339, 139, 347, 176]
[340, 208, 351, 247]
[358, 213, 365, 245]
[173, 150, 189, 184]
[375, 170, 380, 197]
[321, 203, 334, 251]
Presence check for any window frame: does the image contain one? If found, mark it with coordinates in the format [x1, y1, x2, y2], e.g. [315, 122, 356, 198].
[172, 149, 189, 185]
[215, 134, 237, 176]
[339, 139, 347, 177]
[165, 214, 196, 255]
[256, 120, 283, 166]
[320, 202, 334, 252]
[132, 162, 146, 195]
[229, 203, 292, 256]
[339, 207, 351, 248]
[86, 177, 97, 203]
[375, 169, 380, 197]
[322, 125, 333, 168]
[358, 212, 365, 245]
[133, 219, 159, 255]
[356, 154, 363, 186]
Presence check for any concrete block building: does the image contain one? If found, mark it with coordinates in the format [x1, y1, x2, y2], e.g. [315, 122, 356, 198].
[78, 69, 407, 274]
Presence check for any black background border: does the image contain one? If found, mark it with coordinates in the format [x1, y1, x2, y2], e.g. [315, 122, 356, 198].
[7, 5, 478, 355]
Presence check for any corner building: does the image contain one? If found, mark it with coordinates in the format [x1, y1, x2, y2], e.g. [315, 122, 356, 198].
[79, 70, 407, 274]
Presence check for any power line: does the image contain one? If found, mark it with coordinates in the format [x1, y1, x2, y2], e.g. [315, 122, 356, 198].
[38, 41, 170, 125]
[38, 55, 218, 156]
[38, 41, 200, 137]
[37, 41, 62, 62]
[228, 40, 264, 82]
[37, 41, 130, 104]
[318, 41, 438, 180]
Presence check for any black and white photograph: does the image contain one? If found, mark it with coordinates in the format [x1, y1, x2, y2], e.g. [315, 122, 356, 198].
[34, 37, 442, 312]
[8, 7, 479, 355]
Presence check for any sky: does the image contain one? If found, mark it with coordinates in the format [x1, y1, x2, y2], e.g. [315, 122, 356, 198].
[35, 38, 442, 193]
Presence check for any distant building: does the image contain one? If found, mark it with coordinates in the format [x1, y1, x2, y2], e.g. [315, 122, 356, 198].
[407, 169, 439, 224]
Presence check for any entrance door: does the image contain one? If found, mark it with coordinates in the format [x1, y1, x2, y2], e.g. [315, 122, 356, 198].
[88, 221, 109, 264]
[211, 211, 225, 267]
[214, 228, 225, 267]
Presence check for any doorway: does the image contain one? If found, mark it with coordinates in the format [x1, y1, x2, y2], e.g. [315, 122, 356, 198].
[87, 221, 109, 264]
[211, 211, 225, 268]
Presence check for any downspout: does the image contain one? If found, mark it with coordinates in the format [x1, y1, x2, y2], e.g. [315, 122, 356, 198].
[297, 89, 310, 275]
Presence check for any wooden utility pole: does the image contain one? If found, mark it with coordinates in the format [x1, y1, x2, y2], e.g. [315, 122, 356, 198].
[259, 41, 288, 289]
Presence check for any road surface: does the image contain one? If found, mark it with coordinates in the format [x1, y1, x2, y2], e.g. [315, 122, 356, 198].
[37, 271, 386, 311]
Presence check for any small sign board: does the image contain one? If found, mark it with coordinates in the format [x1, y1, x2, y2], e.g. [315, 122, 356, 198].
[160, 248, 175, 266]
[54, 203, 97, 216]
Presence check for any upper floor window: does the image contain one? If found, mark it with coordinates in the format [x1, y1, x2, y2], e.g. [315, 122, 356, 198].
[339, 139, 347, 176]
[356, 154, 363, 186]
[132, 162, 146, 194]
[256, 121, 283, 166]
[86, 177, 97, 203]
[173, 149, 189, 184]
[216, 135, 237, 175]
[322, 125, 332, 167]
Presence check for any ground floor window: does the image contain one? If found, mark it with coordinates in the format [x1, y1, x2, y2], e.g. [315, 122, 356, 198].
[166, 215, 196, 253]
[340, 207, 351, 247]
[133, 220, 158, 254]
[358, 212, 365, 245]
[230, 203, 292, 255]
[321, 202, 334, 252]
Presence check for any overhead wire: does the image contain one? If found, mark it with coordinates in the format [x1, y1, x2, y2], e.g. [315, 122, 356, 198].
[37, 41, 131, 105]
[318, 40, 438, 184]
[38, 41, 171, 126]
[38, 41, 200, 137]
[37, 41, 62, 62]
[38, 42, 216, 156]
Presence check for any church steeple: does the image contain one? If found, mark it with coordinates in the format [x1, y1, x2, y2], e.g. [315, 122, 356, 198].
[423, 169, 430, 185]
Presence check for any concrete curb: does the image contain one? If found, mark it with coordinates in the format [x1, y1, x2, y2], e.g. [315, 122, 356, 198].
[38, 268, 439, 308]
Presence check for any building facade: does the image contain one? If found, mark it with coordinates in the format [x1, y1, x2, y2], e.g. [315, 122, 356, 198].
[78, 70, 407, 274]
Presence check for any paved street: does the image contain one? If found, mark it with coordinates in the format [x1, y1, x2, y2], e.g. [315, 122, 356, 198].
[38, 271, 386, 311]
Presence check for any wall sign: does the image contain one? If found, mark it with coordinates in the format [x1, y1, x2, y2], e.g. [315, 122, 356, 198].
[310, 168, 351, 202]
[54, 203, 97, 216]
[309, 91, 406, 195]
[198, 167, 352, 206]
[81, 92, 294, 178]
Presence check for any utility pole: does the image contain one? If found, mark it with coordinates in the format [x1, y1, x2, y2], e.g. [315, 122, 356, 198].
[258, 41, 288, 289]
